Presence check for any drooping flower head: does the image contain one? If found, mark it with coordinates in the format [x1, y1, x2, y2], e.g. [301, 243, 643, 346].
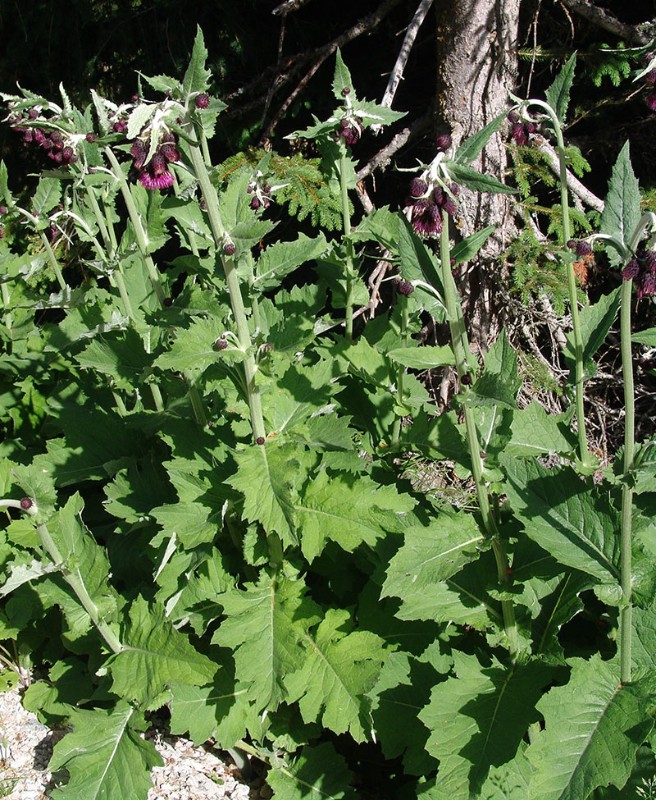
[403, 145, 460, 238]
[622, 244, 656, 300]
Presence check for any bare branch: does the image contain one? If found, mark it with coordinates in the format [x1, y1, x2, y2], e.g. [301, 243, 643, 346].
[357, 112, 432, 181]
[534, 136, 605, 213]
[272, 0, 316, 16]
[557, 0, 651, 46]
[261, 0, 404, 141]
[371, 0, 434, 133]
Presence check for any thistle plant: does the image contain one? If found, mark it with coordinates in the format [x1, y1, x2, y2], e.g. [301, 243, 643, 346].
[1, 35, 656, 800]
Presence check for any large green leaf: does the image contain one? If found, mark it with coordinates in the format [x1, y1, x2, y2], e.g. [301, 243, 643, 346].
[211, 571, 320, 713]
[267, 742, 357, 800]
[385, 552, 503, 630]
[284, 609, 387, 742]
[501, 457, 621, 585]
[563, 287, 621, 370]
[49, 702, 162, 800]
[383, 512, 486, 600]
[227, 441, 307, 548]
[295, 470, 414, 562]
[506, 403, 576, 457]
[253, 233, 328, 292]
[526, 655, 656, 799]
[104, 597, 217, 707]
[545, 54, 577, 125]
[454, 113, 507, 166]
[599, 141, 641, 266]
[182, 26, 211, 97]
[419, 652, 555, 798]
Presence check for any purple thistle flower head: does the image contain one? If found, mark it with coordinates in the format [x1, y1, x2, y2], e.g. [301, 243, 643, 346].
[195, 93, 210, 109]
[139, 168, 174, 190]
[638, 270, 656, 299]
[644, 249, 656, 273]
[645, 69, 656, 85]
[130, 140, 147, 170]
[159, 143, 180, 163]
[436, 132, 452, 152]
[408, 177, 428, 199]
[622, 257, 641, 281]
[507, 111, 521, 124]
[646, 93, 656, 112]
[150, 152, 167, 177]
[574, 240, 592, 257]
[412, 199, 442, 237]
[395, 278, 415, 296]
[510, 122, 528, 146]
[340, 121, 361, 146]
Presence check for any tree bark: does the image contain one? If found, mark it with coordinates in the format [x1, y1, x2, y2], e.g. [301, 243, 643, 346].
[435, 0, 522, 346]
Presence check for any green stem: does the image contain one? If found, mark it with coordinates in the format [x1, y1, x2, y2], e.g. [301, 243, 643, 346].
[339, 147, 356, 342]
[186, 136, 266, 442]
[185, 372, 208, 427]
[39, 232, 67, 291]
[439, 216, 518, 659]
[391, 295, 408, 444]
[84, 181, 113, 255]
[104, 147, 167, 306]
[1, 281, 14, 351]
[13, 504, 124, 654]
[524, 100, 591, 468]
[619, 277, 634, 684]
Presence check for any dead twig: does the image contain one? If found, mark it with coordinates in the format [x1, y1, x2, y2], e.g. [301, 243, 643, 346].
[371, 0, 434, 134]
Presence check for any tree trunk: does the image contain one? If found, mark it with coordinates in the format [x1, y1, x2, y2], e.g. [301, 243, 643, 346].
[435, 0, 522, 347]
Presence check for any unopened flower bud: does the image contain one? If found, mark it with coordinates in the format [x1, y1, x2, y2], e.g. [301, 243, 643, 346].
[214, 337, 228, 351]
[20, 497, 33, 510]
[256, 436, 266, 445]
[195, 93, 210, 109]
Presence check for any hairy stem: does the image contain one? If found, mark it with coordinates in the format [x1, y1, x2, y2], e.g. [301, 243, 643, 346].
[186, 137, 266, 442]
[619, 277, 634, 684]
[439, 216, 518, 659]
[339, 147, 356, 342]
[525, 99, 592, 469]
[391, 294, 408, 444]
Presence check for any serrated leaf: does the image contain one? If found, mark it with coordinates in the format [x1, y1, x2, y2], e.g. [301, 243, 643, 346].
[383, 512, 486, 601]
[154, 315, 240, 374]
[151, 502, 220, 549]
[254, 233, 328, 292]
[168, 676, 254, 749]
[104, 597, 217, 706]
[419, 653, 555, 798]
[75, 330, 152, 391]
[502, 457, 621, 584]
[386, 552, 502, 630]
[507, 403, 576, 457]
[32, 177, 62, 219]
[545, 54, 577, 125]
[388, 345, 455, 370]
[295, 470, 414, 562]
[139, 72, 183, 96]
[563, 287, 621, 369]
[332, 49, 354, 100]
[600, 142, 641, 266]
[212, 571, 319, 713]
[454, 112, 507, 165]
[126, 103, 156, 140]
[526, 656, 655, 800]
[633, 326, 656, 345]
[284, 609, 387, 741]
[463, 331, 520, 409]
[227, 442, 305, 547]
[49, 702, 162, 800]
[0, 558, 60, 597]
[445, 162, 517, 195]
[263, 359, 335, 433]
[451, 226, 495, 264]
[182, 26, 211, 97]
[267, 742, 357, 800]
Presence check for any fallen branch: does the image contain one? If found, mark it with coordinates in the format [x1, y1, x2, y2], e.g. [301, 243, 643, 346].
[557, 0, 651, 46]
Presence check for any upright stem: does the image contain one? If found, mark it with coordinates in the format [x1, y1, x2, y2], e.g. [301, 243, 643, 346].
[392, 295, 409, 444]
[186, 139, 266, 442]
[40, 232, 67, 292]
[526, 100, 591, 468]
[104, 147, 167, 306]
[339, 148, 356, 343]
[619, 279, 634, 684]
[17, 504, 124, 654]
[439, 215, 518, 659]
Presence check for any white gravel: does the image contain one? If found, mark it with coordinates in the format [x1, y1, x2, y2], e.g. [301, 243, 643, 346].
[0, 678, 259, 800]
